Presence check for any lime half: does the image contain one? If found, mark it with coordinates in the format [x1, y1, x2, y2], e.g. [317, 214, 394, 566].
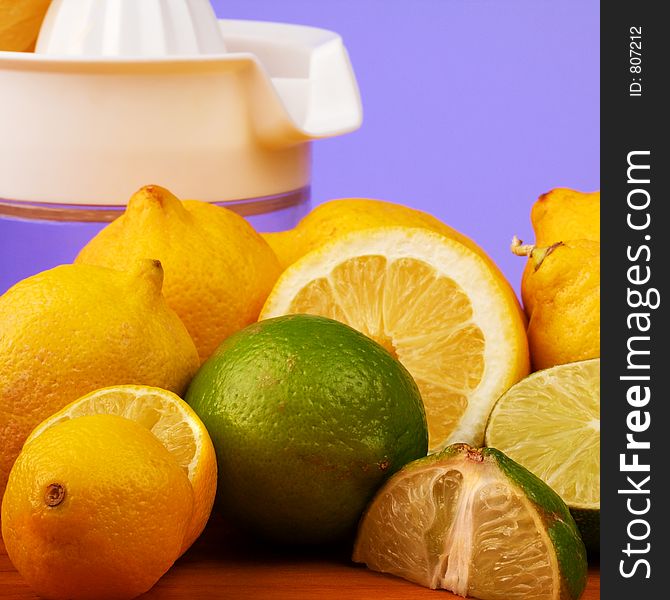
[485, 359, 600, 551]
[353, 444, 587, 600]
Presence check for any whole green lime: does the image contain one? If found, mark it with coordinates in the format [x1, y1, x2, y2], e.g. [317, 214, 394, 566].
[185, 314, 428, 544]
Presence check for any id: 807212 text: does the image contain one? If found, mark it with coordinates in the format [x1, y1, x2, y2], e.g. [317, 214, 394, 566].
[629, 26, 642, 97]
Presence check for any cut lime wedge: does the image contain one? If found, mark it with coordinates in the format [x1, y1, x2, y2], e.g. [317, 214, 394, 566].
[353, 444, 587, 600]
[485, 359, 600, 551]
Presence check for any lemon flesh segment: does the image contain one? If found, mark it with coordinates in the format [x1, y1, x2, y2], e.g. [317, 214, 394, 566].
[27, 386, 200, 478]
[273, 226, 521, 451]
[485, 359, 600, 509]
[353, 453, 559, 599]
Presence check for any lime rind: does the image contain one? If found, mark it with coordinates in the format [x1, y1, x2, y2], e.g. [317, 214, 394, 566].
[571, 508, 600, 554]
[484, 447, 588, 600]
[548, 522, 589, 600]
[483, 448, 574, 527]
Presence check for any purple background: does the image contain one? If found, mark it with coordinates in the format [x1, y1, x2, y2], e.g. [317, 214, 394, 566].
[212, 0, 600, 292]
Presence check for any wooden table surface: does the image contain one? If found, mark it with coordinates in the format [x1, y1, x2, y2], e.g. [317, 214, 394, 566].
[1, 515, 600, 600]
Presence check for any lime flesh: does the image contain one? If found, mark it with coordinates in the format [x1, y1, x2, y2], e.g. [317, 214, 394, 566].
[485, 359, 600, 550]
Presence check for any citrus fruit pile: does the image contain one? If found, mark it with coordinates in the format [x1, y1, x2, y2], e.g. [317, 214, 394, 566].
[0, 185, 598, 600]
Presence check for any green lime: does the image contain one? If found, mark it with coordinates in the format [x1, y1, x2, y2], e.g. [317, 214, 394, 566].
[353, 443, 587, 600]
[484, 359, 600, 553]
[185, 314, 428, 544]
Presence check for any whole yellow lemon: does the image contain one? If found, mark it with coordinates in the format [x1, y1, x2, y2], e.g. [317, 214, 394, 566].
[27, 385, 218, 555]
[0, 260, 199, 498]
[76, 185, 282, 362]
[263, 197, 497, 270]
[519, 239, 600, 371]
[2, 414, 194, 600]
[0, 0, 51, 52]
[513, 189, 600, 370]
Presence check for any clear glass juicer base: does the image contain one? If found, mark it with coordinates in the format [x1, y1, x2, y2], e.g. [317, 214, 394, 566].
[0, 187, 310, 294]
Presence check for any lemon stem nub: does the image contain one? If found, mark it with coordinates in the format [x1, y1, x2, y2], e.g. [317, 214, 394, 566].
[510, 235, 535, 257]
[511, 236, 565, 271]
[131, 258, 165, 296]
[466, 447, 484, 462]
[45, 483, 65, 507]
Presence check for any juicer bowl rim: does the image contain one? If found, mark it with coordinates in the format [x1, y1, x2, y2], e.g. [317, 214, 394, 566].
[0, 49, 269, 71]
[0, 18, 341, 67]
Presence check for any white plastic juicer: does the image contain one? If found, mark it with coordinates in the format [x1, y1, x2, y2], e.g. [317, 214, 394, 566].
[0, 0, 362, 292]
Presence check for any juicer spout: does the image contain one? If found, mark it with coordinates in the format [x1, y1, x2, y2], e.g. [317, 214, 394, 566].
[36, 2, 362, 148]
[227, 22, 363, 148]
